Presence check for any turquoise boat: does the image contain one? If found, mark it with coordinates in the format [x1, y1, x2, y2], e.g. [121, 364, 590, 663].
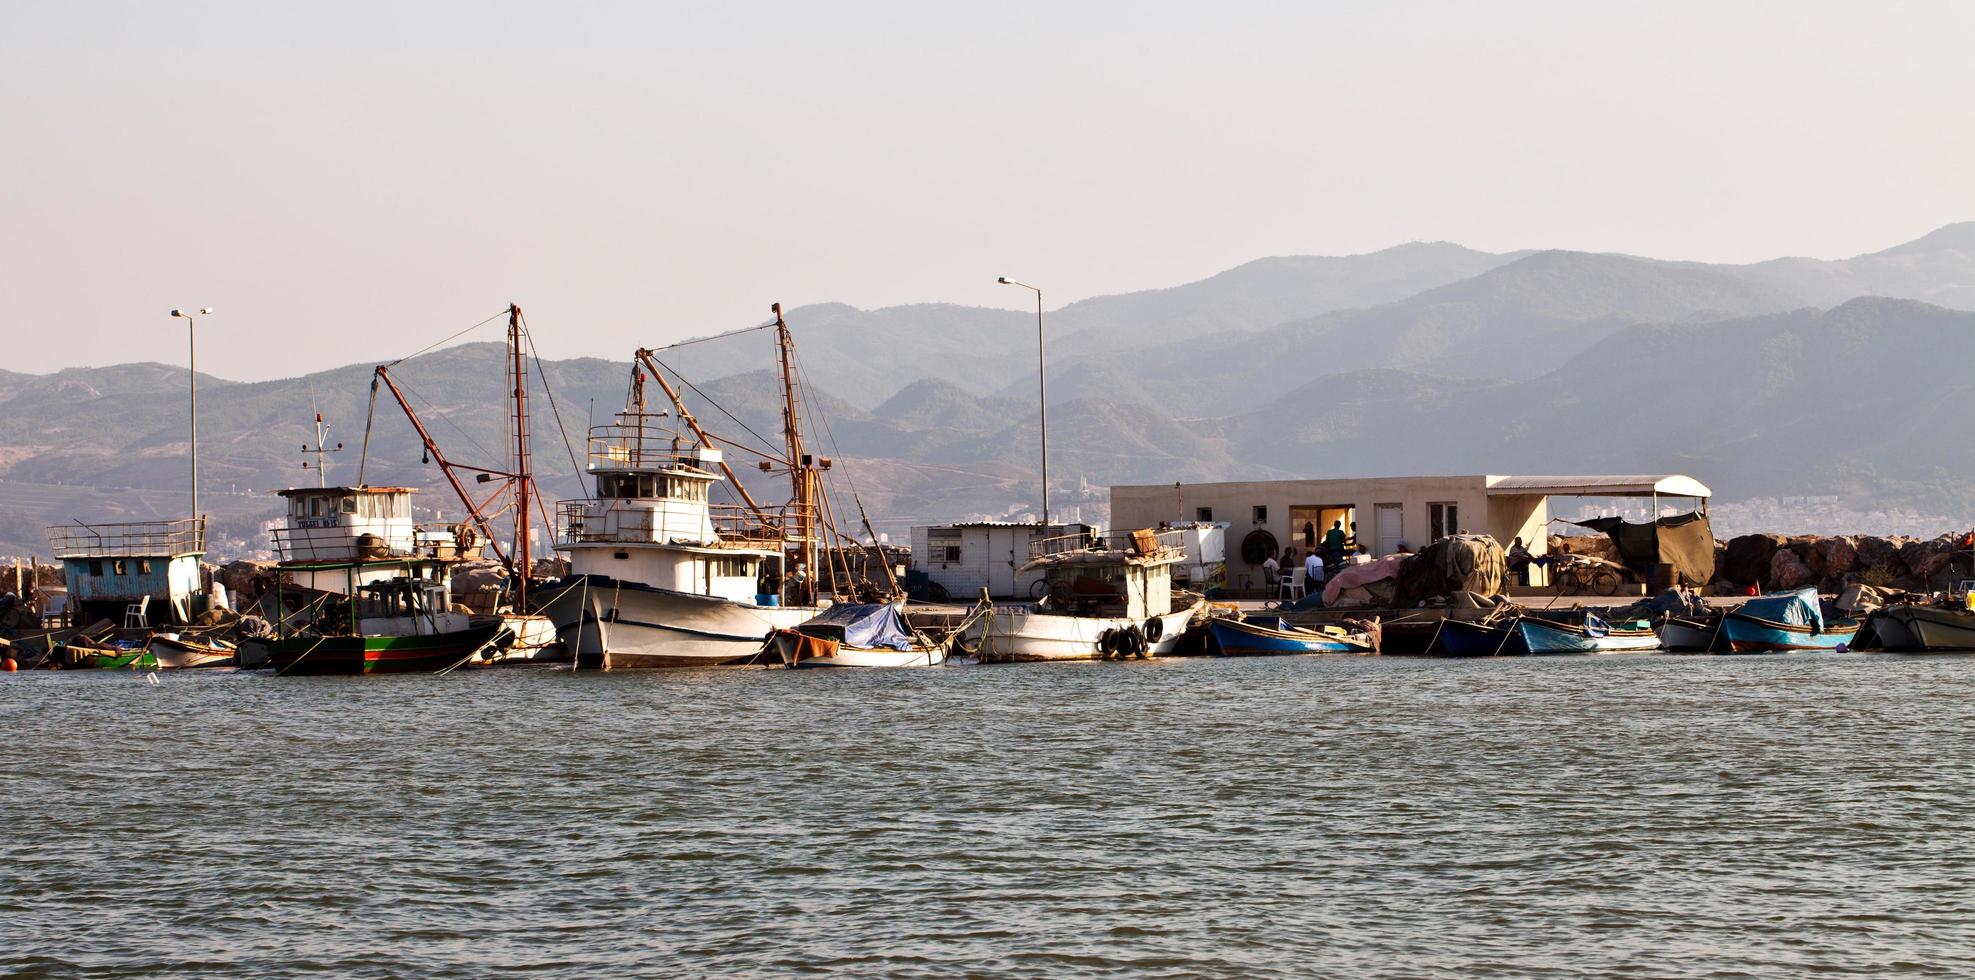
[1208, 617, 1374, 656]
[1515, 614, 1660, 655]
[1720, 588, 1856, 653]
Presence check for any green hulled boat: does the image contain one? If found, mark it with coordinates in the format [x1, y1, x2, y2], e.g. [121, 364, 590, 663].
[251, 622, 507, 675]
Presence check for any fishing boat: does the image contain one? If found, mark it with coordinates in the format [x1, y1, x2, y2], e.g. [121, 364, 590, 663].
[145, 632, 236, 668]
[1719, 587, 1857, 653]
[1433, 617, 1527, 656]
[1516, 614, 1661, 655]
[540, 304, 897, 668]
[1207, 616, 1374, 656]
[246, 484, 513, 675]
[1657, 615, 1721, 653]
[977, 528, 1204, 662]
[1864, 602, 1975, 652]
[57, 639, 156, 670]
[765, 601, 974, 668]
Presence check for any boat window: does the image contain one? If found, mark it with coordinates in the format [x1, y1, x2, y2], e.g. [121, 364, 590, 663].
[597, 474, 621, 499]
[340, 497, 356, 514]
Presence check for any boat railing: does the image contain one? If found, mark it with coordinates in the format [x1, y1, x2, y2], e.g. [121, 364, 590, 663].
[1029, 528, 1187, 562]
[269, 522, 471, 563]
[586, 419, 722, 473]
[554, 499, 788, 549]
[47, 517, 206, 558]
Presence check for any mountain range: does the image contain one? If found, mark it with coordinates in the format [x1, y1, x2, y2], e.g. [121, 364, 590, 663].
[4, 223, 1975, 558]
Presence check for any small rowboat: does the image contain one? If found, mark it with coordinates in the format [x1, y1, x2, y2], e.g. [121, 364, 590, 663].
[146, 633, 236, 669]
[1433, 618, 1526, 657]
[1206, 617, 1374, 656]
[1720, 614, 1858, 652]
[1516, 615, 1660, 655]
[1867, 603, 1975, 652]
[768, 602, 973, 668]
[1658, 616, 1721, 653]
[1718, 588, 1856, 653]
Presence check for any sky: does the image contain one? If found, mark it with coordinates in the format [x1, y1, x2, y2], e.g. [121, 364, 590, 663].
[4, 0, 1973, 380]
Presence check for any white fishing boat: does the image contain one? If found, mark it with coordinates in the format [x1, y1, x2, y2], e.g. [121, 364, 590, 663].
[978, 528, 1204, 663]
[145, 632, 236, 668]
[541, 304, 894, 669]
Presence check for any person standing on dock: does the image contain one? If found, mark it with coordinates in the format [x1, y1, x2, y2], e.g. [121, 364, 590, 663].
[1323, 520, 1348, 570]
[1304, 549, 1326, 589]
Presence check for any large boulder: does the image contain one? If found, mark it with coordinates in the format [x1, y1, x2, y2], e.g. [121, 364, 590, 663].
[1854, 536, 1903, 582]
[1901, 535, 1962, 585]
[1814, 536, 1858, 579]
[1770, 548, 1818, 591]
[1721, 534, 1786, 589]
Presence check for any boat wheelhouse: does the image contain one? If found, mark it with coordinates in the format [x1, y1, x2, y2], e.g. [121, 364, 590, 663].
[46, 518, 209, 628]
[271, 486, 472, 596]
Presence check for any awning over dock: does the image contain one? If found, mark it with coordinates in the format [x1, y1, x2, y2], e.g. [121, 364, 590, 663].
[1483, 475, 1711, 499]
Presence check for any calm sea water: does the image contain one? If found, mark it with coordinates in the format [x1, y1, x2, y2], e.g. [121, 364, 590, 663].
[3, 654, 1971, 978]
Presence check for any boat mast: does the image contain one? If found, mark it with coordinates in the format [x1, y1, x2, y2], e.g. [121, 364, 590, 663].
[631, 348, 770, 520]
[772, 303, 818, 589]
[371, 366, 511, 568]
[508, 303, 532, 609]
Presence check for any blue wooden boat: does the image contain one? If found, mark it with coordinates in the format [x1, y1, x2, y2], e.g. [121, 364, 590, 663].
[1720, 588, 1857, 652]
[1208, 617, 1373, 656]
[1433, 617, 1527, 656]
[1516, 614, 1660, 655]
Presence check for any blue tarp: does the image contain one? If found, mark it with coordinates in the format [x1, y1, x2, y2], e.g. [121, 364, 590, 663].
[799, 603, 916, 650]
[1737, 587, 1825, 632]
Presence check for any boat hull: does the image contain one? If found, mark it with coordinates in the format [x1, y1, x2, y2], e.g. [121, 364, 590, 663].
[1873, 605, 1975, 652]
[1207, 618, 1371, 656]
[1657, 617, 1720, 653]
[540, 575, 816, 669]
[262, 624, 507, 675]
[1433, 618, 1526, 657]
[1517, 618, 1661, 655]
[786, 644, 948, 668]
[1720, 614, 1858, 653]
[978, 602, 1200, 663]
[146, 635, 235, 669]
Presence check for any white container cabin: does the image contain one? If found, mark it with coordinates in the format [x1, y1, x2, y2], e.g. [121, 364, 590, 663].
[46, 518, 208, 628]
[271, 486, 470, 596]
[911, 521, 1095, 600]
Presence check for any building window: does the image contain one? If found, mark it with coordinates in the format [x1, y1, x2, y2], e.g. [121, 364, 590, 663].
[89, 560, 103, 577]
[139, 559, 152, 574]
[941, 545, 962, 563]
[113, 560, 126, 575]
[1429, 502, 1460, 542]
[1196, 507, 1213, 522]
[1252, 505, 1268, 524]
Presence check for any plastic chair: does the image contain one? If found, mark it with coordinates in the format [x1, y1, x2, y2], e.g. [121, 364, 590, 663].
[1276, 568, 1305, 603]
[123, 595, 150, 629]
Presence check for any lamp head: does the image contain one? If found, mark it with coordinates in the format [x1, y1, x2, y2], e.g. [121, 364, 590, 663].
[170, 309, 186, 317]
[996, 277, 1010, 284]
[199, 307, 213, 315]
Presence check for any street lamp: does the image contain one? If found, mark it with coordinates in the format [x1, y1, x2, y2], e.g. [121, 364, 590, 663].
[169, 307, 213, 533]
[996, 277, 1049, 527]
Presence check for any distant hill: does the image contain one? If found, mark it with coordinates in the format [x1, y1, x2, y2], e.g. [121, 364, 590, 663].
[8, 225, 1975, 556]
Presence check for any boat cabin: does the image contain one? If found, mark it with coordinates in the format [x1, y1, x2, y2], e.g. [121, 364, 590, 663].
[1024, 528, 1185, 619]
[45, 518, 208, 628]
[556, 416, 780, 605]
[272, 486, 470, 596]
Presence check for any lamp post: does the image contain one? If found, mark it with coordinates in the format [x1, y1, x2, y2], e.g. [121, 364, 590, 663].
[169, 307, 213, 532]
[996, 277, 1048, 527]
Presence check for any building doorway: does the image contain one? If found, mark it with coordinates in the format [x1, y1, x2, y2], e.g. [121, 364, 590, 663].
[1374, 503, 1403, 556]
[1289, 504, 1356, 562]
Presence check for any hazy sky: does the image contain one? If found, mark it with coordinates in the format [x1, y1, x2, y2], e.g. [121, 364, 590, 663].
[5, 1, 1973, 380]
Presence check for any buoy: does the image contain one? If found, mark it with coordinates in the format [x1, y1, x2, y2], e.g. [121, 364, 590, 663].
[1, 657, 15, 672]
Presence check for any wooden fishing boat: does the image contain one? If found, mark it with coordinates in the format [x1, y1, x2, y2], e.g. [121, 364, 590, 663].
[1868, 603, 1975, 652]
[1718, 588, 1855, 653]
[1657, 615, 1721, 653]
[255, 623, 508, 676]
[978, 529, 1204, 663]
[58, 640, 156, 670]
[1516, 614, 1660, 655]
[145, 632, 236, 668]
[764, 602, 972, 668]
[1207, 616, 1374, 656]
[1433, 617, 1527, 657]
